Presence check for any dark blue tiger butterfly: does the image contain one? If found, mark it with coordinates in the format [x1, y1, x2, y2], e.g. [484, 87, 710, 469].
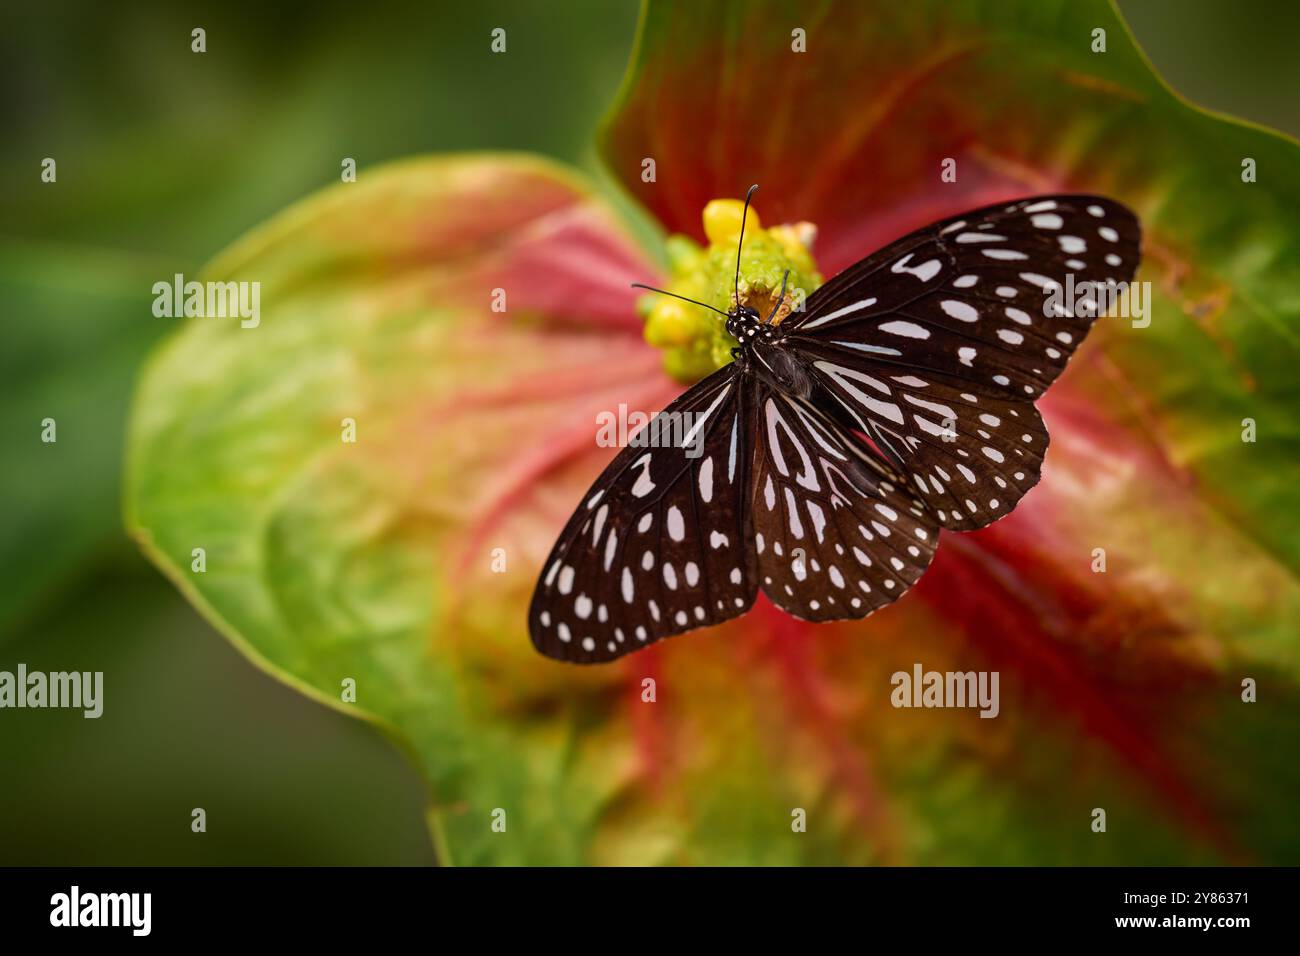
[530, 187, 1140, 662]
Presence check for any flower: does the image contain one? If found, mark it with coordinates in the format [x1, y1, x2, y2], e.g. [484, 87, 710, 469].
[127, 0, 1300, 865]
[641, 197, 823, 380]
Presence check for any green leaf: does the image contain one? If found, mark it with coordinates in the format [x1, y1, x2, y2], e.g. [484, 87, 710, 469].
[127, 154, 676, 864]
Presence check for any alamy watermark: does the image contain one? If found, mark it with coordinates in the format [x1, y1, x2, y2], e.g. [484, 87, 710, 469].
[0, 664, 102, 718]
[1043, 274, 1151, 328]
[891, 663, 999, 718]
[152, 273, 260, 328]
[595, 404, 709, 458]
[50, 886, 150, 936]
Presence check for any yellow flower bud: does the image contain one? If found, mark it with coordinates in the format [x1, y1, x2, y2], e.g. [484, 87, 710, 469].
[664, 347, 718, 384]
[644, 298, 697, 347]
[769, 222, 818, 261]
[664, 234, 703, 273]
[703, 198, 761, 247]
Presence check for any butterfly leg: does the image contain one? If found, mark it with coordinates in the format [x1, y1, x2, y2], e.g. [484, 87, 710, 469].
[764, 270, 790, 324]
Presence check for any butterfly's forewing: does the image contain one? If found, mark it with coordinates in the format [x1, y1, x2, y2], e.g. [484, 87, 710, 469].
[749, 379, 939, 622]
[785, 195, 1140, 530]
[529, 365, 758, 663]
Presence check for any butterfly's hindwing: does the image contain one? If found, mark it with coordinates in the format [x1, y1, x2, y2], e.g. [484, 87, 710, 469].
[794, 340, 1048, 530]
[749, 380, 939, 622]
[785, 195, 1139, 529]
[529, 365, 757, 662]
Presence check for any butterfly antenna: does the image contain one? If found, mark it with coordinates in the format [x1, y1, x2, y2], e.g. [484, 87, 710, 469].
[765, 269, 790, 324]
[630, 283, 729, 318]
[734, 184, 759, 309]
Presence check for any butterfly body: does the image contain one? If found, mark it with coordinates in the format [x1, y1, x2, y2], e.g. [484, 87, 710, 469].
[725, 304, 818, 401]
[530, 195, 1141, 663]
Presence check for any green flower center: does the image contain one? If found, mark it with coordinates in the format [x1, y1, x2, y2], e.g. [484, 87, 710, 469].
[638, 198, 824, 382]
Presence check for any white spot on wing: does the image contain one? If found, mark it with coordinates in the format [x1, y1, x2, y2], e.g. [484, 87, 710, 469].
[830, 341, 903, 356]
[666, 505, 686, 542]
[904, 394, 956, 419]
[679, 383, 731, 453]
[603, 529, 618, 571]
[892, 254, 943, 282]
[1019, 272, 1060, 291]
[727, 414, 738, 482]
[807, 500, 827, 543]
[940, 299, 980, 323]
[698, 456, 714, 503]
[879, 320, 930, 339]
[801, 297, 878, 328]
[783, 487, 805, 539]
[631, 454, 655, 497]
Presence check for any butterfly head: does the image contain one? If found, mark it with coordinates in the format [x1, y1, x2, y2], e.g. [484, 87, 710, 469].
[724, 303, 765, 343]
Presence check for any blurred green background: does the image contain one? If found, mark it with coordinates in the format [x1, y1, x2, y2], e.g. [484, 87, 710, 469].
[1, 0, 1297, 865]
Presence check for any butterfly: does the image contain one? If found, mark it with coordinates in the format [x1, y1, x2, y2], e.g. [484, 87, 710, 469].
[529, 187, 1140, 662]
